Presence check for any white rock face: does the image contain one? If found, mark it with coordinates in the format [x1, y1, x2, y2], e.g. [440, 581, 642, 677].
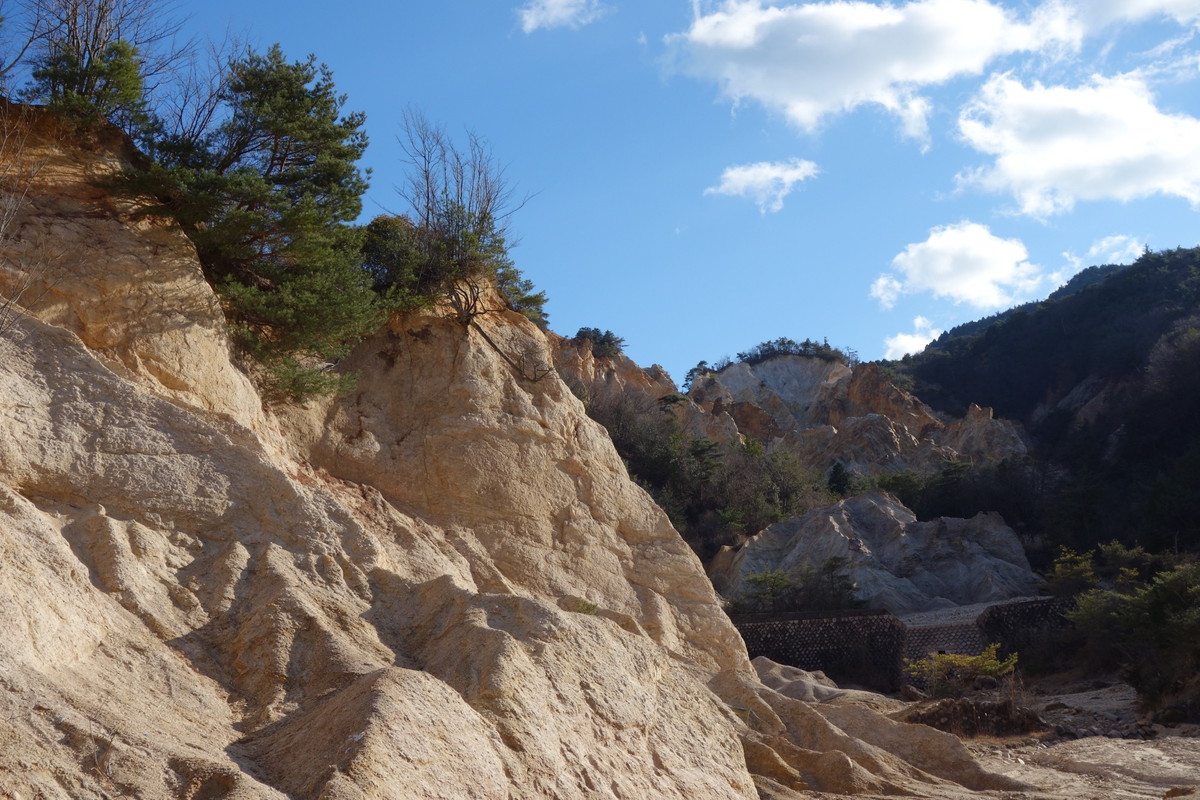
[712, 492, 1040, 615]
[0, 108, 1025, 799]
[0, 106, 267, 437]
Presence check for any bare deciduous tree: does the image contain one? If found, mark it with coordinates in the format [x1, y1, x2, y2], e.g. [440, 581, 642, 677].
[143, 28, 242, 152]
[0, 0, 50, 82]
[397, 107, 526, 277]
[27, 0, 191, 91]
[0, 102, 57, 338]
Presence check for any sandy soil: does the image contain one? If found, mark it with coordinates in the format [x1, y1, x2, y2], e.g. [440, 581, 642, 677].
[969, 734, 1200, 799]
[936, 680, 1200, 799]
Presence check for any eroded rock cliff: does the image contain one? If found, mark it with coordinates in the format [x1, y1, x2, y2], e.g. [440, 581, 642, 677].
[688, 356, 1027, 474]
[710, 492, 1040, 616]
[0, 109, 1023, 799]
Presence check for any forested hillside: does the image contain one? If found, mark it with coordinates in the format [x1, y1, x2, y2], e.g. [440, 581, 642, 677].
[893, 247, 1200, 554]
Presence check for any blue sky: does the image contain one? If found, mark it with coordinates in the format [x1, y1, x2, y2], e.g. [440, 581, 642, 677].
[184, 0, 1200, 384]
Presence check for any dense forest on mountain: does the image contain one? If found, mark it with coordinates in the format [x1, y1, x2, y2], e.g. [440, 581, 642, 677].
[891, 247, 1200, 556]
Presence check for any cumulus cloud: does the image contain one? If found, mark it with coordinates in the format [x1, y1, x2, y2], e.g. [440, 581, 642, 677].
[884, 316, 943, 359]
[667, 0, 1072, 141]
[872, 221, 1041, 309]
[704, 158, 819, 213]
[870, 274, 904, 309]
[958, 73, 1200, 216]
[518, 0, 609, 33]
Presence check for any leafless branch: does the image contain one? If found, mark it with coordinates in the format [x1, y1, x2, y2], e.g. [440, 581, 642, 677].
[0, 103, 58, 338]
[148, 29, 239, 148]
[397, 107, 528, 250]
[27, 0, 194, 90]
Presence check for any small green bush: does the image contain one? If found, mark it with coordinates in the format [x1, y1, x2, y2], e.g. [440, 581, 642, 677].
[905, 644, 1018, 698]
[573, 327, 625, 359]
[573, 598, 599, 615]
[1043, 546, 1098, 597]
[728, 558, 863, 615]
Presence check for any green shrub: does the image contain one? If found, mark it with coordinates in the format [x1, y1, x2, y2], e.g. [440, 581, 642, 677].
[1043, 546, 1098, 597]
[360, 214, 429, 307]
[573, 327, 625, 359]
[573, 598, 599, 615]
[905, 644, 1018, 698]
[729, 558, 863, 615]
[1067, 562, 1200, 717]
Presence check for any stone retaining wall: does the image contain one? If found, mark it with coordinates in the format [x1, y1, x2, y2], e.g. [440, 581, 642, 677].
[731, 598, 1074, 691]
[977, 597, 1075, 669]
[733, 610, 906, 691]
[903, 623, 987, 661]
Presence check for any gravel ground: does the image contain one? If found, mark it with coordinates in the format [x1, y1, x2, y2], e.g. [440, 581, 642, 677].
[899, 596, 1044, 627]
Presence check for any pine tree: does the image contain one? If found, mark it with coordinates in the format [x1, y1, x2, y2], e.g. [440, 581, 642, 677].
[145, 44, 380, 398]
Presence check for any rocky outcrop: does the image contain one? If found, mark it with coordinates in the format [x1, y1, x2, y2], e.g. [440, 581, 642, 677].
[550, 333, 745, 445]
[0, 103, 267, 436]
[935, 403, 1029, 464]
[689, 356, 1026, 474]
[549, 332, 677, 401]
[0, 108, 1028, 798]
[711, 492, 1039, 615]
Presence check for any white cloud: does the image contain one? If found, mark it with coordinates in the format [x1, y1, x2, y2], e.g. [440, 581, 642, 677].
[667, 0, 1073, 141]
[704, 157, 818, 212]
[1086, 234, 1145, 264]
[1057, 234, 1144, 282]
[870, 274, 904, 308]
[518, 0, 609, 33]
[873, 221, 1041, 309]
[884, 316, 943, 359]
[958, 73, 1200, 216]
[1067, 0, 1200, 28]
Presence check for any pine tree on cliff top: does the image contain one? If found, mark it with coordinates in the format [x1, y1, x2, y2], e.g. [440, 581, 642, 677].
[146, 44, 380, 398]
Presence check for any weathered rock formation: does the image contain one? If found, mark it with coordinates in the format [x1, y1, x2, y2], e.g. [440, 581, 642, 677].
[0, 107, 1027, 798]
[549, 332, 677, 401]
[689, 356, 1027, 474]
[710, 492, 1040, 615]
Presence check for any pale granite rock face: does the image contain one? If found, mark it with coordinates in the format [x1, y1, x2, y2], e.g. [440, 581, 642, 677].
[549, 331, 678, 401]
[711, 492, 1040, 615]
[0, 108, 1023, 799]
[0, 103, 267, 436]
[280, 309, 748, 675]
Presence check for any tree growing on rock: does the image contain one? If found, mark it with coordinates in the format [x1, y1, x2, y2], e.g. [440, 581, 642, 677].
[15, 0, 191, 130]
[390, 108, 546, 328]
[135, 44, 380, 399]
[572, 327, 624, 359]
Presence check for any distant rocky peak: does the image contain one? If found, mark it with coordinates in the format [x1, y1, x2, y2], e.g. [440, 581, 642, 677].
[688, 354, 1026, 475]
